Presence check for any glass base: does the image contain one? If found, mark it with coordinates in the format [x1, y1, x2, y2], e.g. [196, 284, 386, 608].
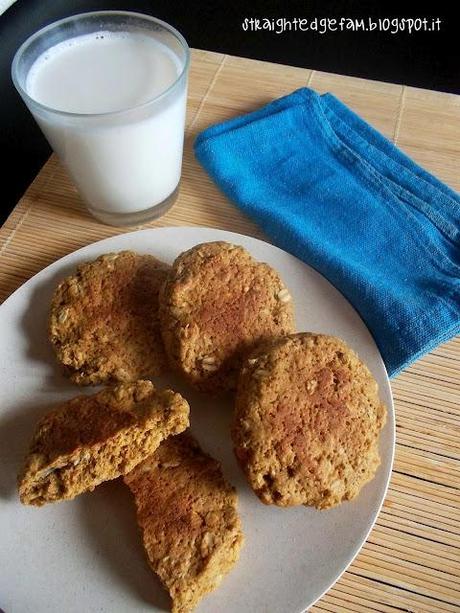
[86, 186, 179, 227]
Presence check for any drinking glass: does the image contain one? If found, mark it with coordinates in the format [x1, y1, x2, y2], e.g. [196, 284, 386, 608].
[12, 11, 190, 226]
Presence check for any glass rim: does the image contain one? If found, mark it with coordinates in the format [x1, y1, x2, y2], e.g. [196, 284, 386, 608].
[11, 10, 190, 120]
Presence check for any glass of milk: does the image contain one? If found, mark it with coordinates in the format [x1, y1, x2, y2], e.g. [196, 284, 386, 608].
[12, 11, 190, 226]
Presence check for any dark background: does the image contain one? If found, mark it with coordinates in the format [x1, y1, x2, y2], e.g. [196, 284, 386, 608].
[0, 0, 455, 225]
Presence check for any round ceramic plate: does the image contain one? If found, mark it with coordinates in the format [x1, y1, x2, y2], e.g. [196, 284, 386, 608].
[0, 227, 394, 613]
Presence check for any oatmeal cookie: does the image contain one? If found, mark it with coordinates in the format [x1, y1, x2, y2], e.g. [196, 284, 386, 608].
[49, 251, 170, 384]
[159, 241, 295, 393]
[232, 333, 386, 509]
[124, 432, 243, 613]
[18, 380, 189, 506]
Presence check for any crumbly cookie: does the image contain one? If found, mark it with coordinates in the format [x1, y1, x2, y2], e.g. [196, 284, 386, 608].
[49, 251, 170, 385]
[18, 380, 189, 506]
[159, 241, 295, 393]
[232, 333, 387, 509]
[124, 432, 243, 613]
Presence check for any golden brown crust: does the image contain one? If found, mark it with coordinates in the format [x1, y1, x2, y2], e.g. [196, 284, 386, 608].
[18, 381, 190, 506]
[232, 333, 387, 509]
[124, 432, 243, 613]
[159, 242, 295, 394]
[49, 251, 170, 385]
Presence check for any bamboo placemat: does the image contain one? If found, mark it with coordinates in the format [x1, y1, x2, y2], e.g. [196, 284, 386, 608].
[1, 49, 459, 612]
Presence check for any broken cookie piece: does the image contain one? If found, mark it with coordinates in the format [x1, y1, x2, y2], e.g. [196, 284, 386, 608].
[18, 380, 189, 506]
[124, 432, 243, 613]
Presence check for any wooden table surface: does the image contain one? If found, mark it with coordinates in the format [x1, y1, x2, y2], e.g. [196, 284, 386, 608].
[1, 49, 459, 612]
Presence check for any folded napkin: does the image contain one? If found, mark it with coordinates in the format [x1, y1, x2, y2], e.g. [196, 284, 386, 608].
[194, 88, 460, 377]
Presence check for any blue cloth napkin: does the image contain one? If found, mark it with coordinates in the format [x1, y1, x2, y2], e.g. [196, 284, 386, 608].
[194, 88, 460, 377]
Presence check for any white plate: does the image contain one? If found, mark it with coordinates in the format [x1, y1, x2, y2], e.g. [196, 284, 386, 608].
[0, 227, 394, 613]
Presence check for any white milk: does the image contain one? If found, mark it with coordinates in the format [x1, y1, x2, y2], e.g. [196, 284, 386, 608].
[25, 31, 187, 216]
